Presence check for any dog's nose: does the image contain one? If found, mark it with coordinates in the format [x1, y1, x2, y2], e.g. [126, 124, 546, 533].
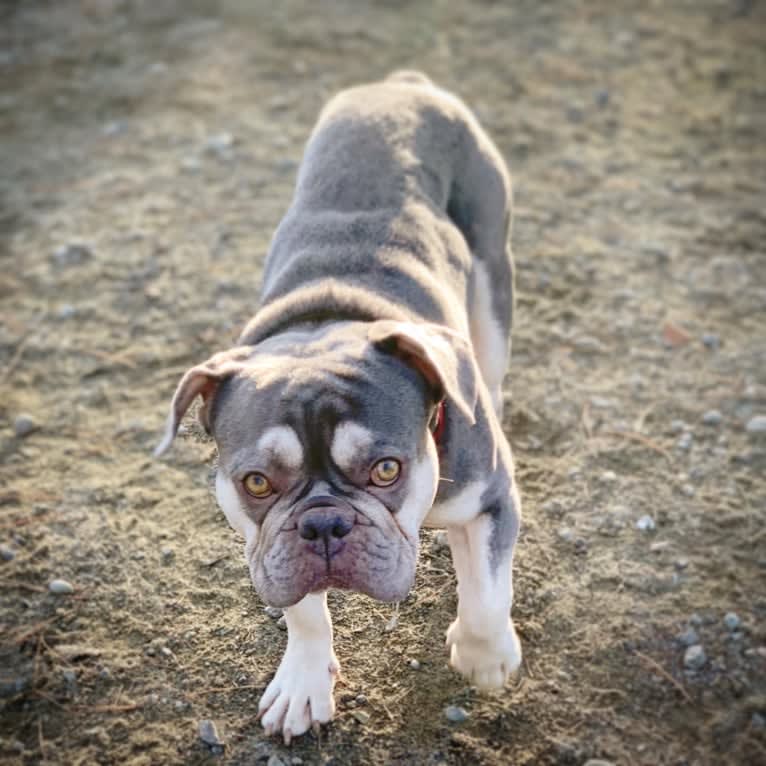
[299, 509, 353, 542]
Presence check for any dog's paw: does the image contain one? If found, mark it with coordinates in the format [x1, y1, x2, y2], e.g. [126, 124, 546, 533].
[258, 642, 339, 744]
[446, 617, 521, 690]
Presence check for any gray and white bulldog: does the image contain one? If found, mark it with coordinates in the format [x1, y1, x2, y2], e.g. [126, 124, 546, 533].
[156, 71, 522, 742]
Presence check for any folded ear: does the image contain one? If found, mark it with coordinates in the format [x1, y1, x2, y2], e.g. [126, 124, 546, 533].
[154, 346, 254, 457]
[369, 321, 479, 424]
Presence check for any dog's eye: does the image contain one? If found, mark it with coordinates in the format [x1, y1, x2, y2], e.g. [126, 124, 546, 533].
[370, 458, 401, 487]
[243, 473, 273, 498]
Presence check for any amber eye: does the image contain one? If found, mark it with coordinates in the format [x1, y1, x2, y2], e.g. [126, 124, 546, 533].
[370, 458, 401, 487]
[243, 473, 273, 498]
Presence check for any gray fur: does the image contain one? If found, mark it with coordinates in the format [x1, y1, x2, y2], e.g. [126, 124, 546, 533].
[157, 71, 520, 607]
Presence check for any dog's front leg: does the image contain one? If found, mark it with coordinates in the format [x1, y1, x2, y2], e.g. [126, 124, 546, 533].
[446, 489, 522, 689]
[259, 591, 339, 743]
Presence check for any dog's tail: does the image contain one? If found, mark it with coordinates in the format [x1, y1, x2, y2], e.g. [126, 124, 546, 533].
[385, 70, 433, 87]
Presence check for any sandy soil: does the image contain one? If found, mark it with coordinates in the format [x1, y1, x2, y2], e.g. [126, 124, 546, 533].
[1, 1, 765, 764]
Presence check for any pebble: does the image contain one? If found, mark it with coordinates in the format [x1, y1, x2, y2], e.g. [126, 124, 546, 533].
[677, 433, 693, 451]
[276, 615, 287, 631]
[264, 606, 282, 620]
[752, 713, 766, 730]
[557, 527, 574, 543]
[351, 709, 370, 724]
[677, 627, 699, 647]
[52, 243, 93, 267]
[635, 515, 656, 532]
[48, 579, 74, 595]
[161, 547, 175, 564]
[670, 420, 687, 434]
[701, 333, 720, 350]
[584, 760, 616, 766]
[680, 484, 695, 498]
[444, 705, 469, 723]
[0, 544, 15, 562]
[13, 414, 37, 438]
[689, 613, 704, 627]
[267, 755, 288, 766]
[409, 659, 421, 670]
[57, 304, 76, 320]
[600, 470, 617, 483]
[683, 644, 707, 670]
[745, 415, 766, 435]
[675, 557, 689, 570]
[433, 530, 449, 550]
[702, 410, 722, 426]
[198, 719, 224, 748]
[723, 612, 741, 631]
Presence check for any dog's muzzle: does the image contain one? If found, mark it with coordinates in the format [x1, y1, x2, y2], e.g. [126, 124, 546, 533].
[296, 494, 356, 559]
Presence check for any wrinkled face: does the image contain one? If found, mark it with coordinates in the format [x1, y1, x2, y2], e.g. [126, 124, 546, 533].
[211, 326, 440, 607]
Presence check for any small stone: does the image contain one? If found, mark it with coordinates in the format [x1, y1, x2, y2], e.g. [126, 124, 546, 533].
[636, 515, 656, 532]
[702, 410, 722, 426]
[680, 484, 695, 498]
[574, 537, 588, 555]
[267, 755, 288, 766]
[409, 659, 421, 670]
[52, 243, 93, 267]
[351, 709, 370, 724]
[670, 420, 687, 434]
[0, 544, 15, 562]
[13, 414, 37, 438]
[557, 527, 574, 543]
[205, 132, 235, 156]
[292, 758, 304, 765]
[433, 530, 449, 550]
[689, 613, 704, 627]
[276, 615, 287, 631]
[57, 304, 76, 320]
[589, 396, 614, 409]
[683, 644, 707, 670]
[702, 333, 720, 350]
[677, 628, 699, 647]
[675, 558, 689, 570]
[745, 415, 766, 435]
[444, 705, 469, 723]
[198, 719, 224, 748]
[723, 612, 741, 631]
[161, 547, 174, 564]
[48, 579, 74, 594]
[356, 694, 367, 705]
[584, 760, 616, 766]
[677, 433, 693, 451]
[264, 606, 282, 620]
[752, 713, 766, 730]
[600, 470, 617, 483]
[62, 669, 77, 685]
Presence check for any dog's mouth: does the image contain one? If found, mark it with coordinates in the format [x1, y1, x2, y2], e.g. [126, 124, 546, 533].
[251, 506, 418, 608]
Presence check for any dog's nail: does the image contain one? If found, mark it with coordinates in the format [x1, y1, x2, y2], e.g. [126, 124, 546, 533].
[283, 729, 292, 746]
[312, 721, 321, 737]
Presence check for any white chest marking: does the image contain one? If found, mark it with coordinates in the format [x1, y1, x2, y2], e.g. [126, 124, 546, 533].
[424, 480, 488, 527]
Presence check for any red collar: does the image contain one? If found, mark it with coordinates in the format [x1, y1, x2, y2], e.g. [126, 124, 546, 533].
[431, 400, 446, 446]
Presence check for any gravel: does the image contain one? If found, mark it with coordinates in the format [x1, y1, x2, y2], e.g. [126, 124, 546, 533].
[48, 579, 74, 594]
[702, 409, 722, 426]
[198, 719, 225, 750]
[444, 705, 469, 723]
[52, 243, 93, 267]
[0, 544, 15, 562]
[723, 612, 741, 631]
[584, 760, 616, 766]
[676, 432, 693, 451]
[677, 628, 700, 647]
[683, 644, 707, 670]
[636, 515, 656, 532]
[701, 333, 720, 350]
[409, 659, 421, 670]
[13, 414, 37, 438]
[264, 606, 283, 620]
[745, 415, 766, 435]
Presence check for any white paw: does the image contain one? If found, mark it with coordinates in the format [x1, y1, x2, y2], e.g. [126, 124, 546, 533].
[258, 642, 339, 744]
[446, 617, 521, 690]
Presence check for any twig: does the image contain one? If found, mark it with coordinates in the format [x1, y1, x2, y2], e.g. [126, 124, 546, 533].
[599, 430, 672, 461]
[37, 717, 46, 764]
[1, 322, 41, 384]
[0, 579, 47, 593]
[634, 650, 692, 703]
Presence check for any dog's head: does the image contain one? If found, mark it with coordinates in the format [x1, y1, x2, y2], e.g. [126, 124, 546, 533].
[156, 320, 478, 607]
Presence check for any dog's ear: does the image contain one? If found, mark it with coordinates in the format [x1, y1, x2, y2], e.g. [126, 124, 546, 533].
[154, 346, 254, 457]
[369, 321, 479, 424]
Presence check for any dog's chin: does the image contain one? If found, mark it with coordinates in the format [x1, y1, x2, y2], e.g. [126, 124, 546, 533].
[250, 530, 418, 608]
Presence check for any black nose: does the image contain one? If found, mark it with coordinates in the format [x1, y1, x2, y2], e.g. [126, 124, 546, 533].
[299, 509, 353, 542]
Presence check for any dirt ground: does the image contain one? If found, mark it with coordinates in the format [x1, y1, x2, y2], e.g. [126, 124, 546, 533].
[1, 1, 765, 764]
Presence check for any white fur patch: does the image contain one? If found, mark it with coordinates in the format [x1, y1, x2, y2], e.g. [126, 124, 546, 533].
[215, 471, 258, 544]
[259, 592, 339, 743]
[395, 439, 440, 540]
[330, 422, 373, 472]
[469, 261, 508, 414]
[257, 426, 304, 470]
[424, 479, 488, 527]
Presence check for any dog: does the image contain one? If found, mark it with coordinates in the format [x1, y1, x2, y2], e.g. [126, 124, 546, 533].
[156, 71, 522, 743]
